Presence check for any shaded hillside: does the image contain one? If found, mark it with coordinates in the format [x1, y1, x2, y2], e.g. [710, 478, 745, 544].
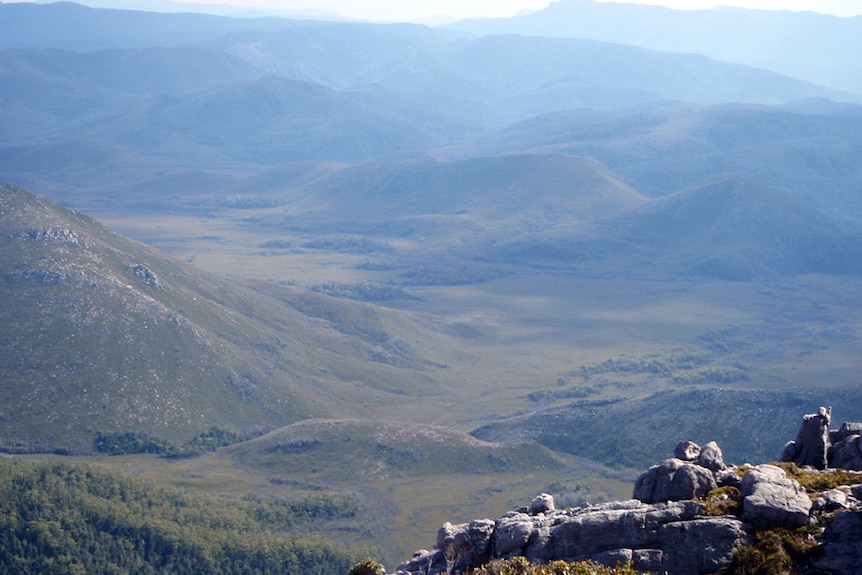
[480, 101, 862, 217]
[481, 176, 862, 280]
[0, 185, 467, 452]
[86, 76, 459, 164]
[471, 386, 862, 470]
[449, 0, 862, 95]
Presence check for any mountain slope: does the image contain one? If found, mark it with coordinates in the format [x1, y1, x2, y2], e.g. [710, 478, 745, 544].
[85, 76, 461, 164]
[471, 386, 862, 470]
[272, 153, 644, 225]
[0, 184, 467, 452]
[480, 102, 862, 217]
[485, 175, 862, 280]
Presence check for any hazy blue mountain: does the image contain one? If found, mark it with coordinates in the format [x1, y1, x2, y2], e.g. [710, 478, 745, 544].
[449, 0, 862, 96]
[258, 153, 644, 226]
[479, 101, 862, 218]
[1, 23, 850, 176]
[479, 174, 862, 281]
[0, 1, 296, 50]
[209, 26, 852, 122]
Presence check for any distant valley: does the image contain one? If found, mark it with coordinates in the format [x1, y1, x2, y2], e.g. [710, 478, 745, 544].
[1, 1, 862, 566]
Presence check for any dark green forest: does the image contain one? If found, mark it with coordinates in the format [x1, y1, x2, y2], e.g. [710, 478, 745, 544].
[0, 457, 359, 575]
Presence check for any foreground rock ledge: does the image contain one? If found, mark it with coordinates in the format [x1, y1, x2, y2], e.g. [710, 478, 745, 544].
[392, 437, 862, 575]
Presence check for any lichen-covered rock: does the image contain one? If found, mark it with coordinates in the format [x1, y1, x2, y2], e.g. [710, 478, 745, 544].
[493, 513, 536, 558]
[831, 422, 862, 444]
[812, 489, 848, 513]
[669, 463, 717, 501]
[394, 433, 862, 575]
[716, 467, 743, 489]
[634, 458, 682, 503]
[741, 465, 811, 527]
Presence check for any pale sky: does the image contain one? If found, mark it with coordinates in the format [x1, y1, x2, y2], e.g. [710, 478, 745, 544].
[183, 0, 862, 20]
[10, 0, 862, 20]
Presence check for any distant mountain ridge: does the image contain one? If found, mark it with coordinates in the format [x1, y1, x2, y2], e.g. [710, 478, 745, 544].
[449, 0, 862, 95]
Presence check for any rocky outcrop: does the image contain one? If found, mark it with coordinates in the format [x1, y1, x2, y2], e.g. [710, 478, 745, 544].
[633, 441, 731, 505]
[781, 406, 831, 469]
[392, 431, 862, 575]
[633, 458, 717, 504]
[740, 465, 811, 527]
[780, 408, 862, 472]
[396, 497, 747, 575]
[830, 423, 862, 471]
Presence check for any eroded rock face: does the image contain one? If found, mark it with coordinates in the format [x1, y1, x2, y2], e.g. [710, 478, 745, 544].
[741, 465, 812, 528]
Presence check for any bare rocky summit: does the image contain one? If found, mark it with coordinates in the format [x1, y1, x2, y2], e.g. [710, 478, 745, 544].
[391, 410, 862, 575]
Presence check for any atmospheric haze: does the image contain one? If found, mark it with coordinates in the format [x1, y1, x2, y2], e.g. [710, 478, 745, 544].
[2, 0, 862, 20]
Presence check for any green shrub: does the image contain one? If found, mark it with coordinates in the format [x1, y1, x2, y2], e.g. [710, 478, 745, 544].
[94, 426, 248, 458]
[705, 486, 742, 517]
[718, 526, 821, 575]
[469, 557, 643, 575]
[773, 462, 862, 491]
[349, 557, 385, 575]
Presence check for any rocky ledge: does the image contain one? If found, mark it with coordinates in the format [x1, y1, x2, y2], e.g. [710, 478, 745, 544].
[392, 409, 862, 575]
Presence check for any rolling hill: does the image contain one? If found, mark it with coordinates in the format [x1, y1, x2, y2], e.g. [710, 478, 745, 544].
[249, 153, 645, 230]
[224, 419, 566, 482]
[486, 175, 862, 280]
[479, 101, 862, 208]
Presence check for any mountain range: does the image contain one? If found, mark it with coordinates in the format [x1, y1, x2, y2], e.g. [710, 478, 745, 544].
[450, 0, 862, 95]
[2, 1, 862, 566]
